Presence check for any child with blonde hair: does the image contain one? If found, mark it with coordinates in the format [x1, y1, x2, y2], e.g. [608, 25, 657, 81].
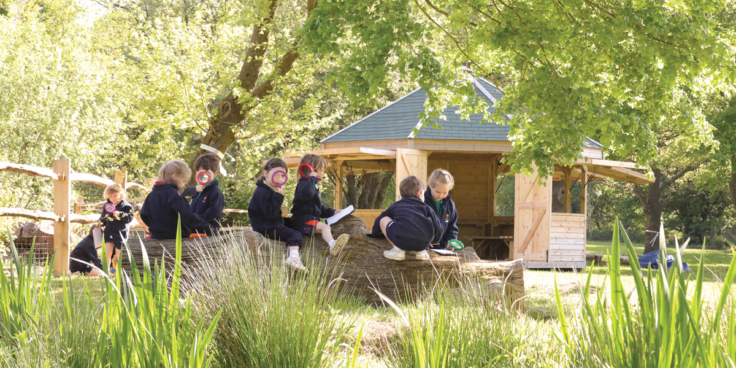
[140, 160, 211, 240]
[290, 154, 349, 267]
[424, 169, 459, 250]
[99, 183, 134, 272]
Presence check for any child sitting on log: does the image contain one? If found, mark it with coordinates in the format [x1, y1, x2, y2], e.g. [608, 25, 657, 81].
[424, 169, 459, 250]
[372, 175, 443, 261]
[290, 154, 349, 257]
[69, 224, 103, 277]
[248, 158, 307, 270]
[99, 183, 134, 272]
[140, 160, 211, 240]
[181, 153, 225, 235]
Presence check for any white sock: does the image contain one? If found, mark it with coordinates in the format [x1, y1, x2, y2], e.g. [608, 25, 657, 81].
[329, 239, 336, 248]
[289, 249, 299, 258]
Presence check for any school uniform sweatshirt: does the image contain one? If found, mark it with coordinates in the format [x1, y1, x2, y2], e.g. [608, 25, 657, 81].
[140, 182, 211, 240]
[182, 179, 225, 234]
[424, 188, 459, 248]
[248, 179, 287, 232]
[371, 196, 444, 245]
[290, 176, 335, 221]
[99, 199, 134, 243]
[69, 233, 103, 272]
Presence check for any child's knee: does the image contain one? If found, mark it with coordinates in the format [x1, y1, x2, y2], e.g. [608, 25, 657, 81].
[317, 222, 331, 233]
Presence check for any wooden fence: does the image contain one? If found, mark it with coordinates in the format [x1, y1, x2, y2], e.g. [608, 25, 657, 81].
[0, 159, 152, 275]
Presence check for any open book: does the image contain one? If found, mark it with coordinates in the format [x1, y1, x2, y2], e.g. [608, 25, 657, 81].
[326, 205, 355, 226]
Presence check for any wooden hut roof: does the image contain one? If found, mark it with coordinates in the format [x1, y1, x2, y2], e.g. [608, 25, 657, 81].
[321, 77, 604, 150]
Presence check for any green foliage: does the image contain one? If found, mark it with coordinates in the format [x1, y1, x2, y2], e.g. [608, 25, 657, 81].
[302, 0, 735, 177]
[380, 278, 558, 367]
[556, 219, 736, 366]
[0, 221, 220, 367]
[189, 236, 358, 367]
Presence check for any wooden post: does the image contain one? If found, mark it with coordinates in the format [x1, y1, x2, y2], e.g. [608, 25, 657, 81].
[74, 196, 84, 214]
[53, 158, 71, 277]
[395, 149, 429, 201]
[580, 165, 588, 214]
[490, 159, 498, 220]
[563, 166, 571, 214]
[334, 160, 344, 209]
[114, 170, 127, 188]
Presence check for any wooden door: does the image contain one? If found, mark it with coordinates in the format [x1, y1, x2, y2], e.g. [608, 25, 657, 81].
[513, 166, 551, 261]
[395, 148, 430, 200]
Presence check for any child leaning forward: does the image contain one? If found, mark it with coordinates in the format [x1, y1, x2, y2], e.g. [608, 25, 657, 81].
[371, 175, 444, 261]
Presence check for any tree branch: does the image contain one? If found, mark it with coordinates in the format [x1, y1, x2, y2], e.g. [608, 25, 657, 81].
[237, 0, 279, 92]
[661, 160, 706, 189]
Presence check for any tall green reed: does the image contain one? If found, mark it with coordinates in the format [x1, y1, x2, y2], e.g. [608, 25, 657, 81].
[556, 219, 736, 367]
[0, 220, 220, 367]
[188, 232, 358, 367]
[380, 273, 555, 367]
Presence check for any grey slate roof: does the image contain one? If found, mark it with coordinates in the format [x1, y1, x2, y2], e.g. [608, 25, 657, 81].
[321, 78, 604, 151]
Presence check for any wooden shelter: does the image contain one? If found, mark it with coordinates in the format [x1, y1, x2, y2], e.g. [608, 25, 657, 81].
[285, 77, 652, 269]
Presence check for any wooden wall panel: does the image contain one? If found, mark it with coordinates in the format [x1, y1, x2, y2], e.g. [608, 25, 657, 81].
[395, 149, 430, 201]
[513, 166, 552, 261]
[549, 213, 586, 262]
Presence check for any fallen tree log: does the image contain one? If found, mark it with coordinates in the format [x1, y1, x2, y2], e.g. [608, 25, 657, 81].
[120, 216, 525, 308]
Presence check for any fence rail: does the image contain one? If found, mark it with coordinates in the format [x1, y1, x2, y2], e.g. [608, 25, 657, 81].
[1, 159, 249, 275]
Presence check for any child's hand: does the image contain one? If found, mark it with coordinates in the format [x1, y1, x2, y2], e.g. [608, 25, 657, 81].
[334, 209, 342, 214]
[309, 171, 317, 177]
[276, 187, 285, 195]
[196, 185, 204, 192]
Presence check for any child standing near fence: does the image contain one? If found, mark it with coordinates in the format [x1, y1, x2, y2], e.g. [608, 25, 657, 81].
[290, 154, 349, 257]
[99, 184, 134, 272]
[248, 158, 307, 270]
[181, 153, 225, 235]
[140, 160, 212, 240]
[424, 169, 459, 250]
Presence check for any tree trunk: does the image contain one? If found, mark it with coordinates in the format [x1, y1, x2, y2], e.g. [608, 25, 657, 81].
[197, 0, 316, 158]
[357, 173, 379, 209]
[643, 170, 663, 254]
[373, 172, 393, 209]
[345, 173, 357, 207]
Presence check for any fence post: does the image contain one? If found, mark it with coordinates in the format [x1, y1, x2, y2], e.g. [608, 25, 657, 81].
[114, 170, 127, 188]
[52, 158, 71, 277]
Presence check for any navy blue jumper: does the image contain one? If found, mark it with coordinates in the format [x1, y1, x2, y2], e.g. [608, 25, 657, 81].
[99, 199, 134, 246]
[140, 182, 211, 240]
[290, 176, 336, 235]
[182, 178, 225, 235]
[424, 187, 459, 249]
[371, 196, 444, 251]
[248, 179, 302, 247]
[69, 233, 103, 274]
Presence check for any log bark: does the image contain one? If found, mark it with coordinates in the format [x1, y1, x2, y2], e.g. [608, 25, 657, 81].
[121, 216, 525, 308]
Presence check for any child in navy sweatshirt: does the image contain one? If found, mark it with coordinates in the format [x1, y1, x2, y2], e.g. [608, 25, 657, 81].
[181, 153, 225, 235]
[424, 169, 459, 250]
[247, 158, 305, 270]
[99, 183, 134, 272]
[290, 154, 349, 257]
[372, 175, 443, 261]
[141, 160, 211, 240]
[69, 224, 103, 277]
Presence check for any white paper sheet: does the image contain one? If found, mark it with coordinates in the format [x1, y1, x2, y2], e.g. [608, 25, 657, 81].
[326, 205, 355, 225]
